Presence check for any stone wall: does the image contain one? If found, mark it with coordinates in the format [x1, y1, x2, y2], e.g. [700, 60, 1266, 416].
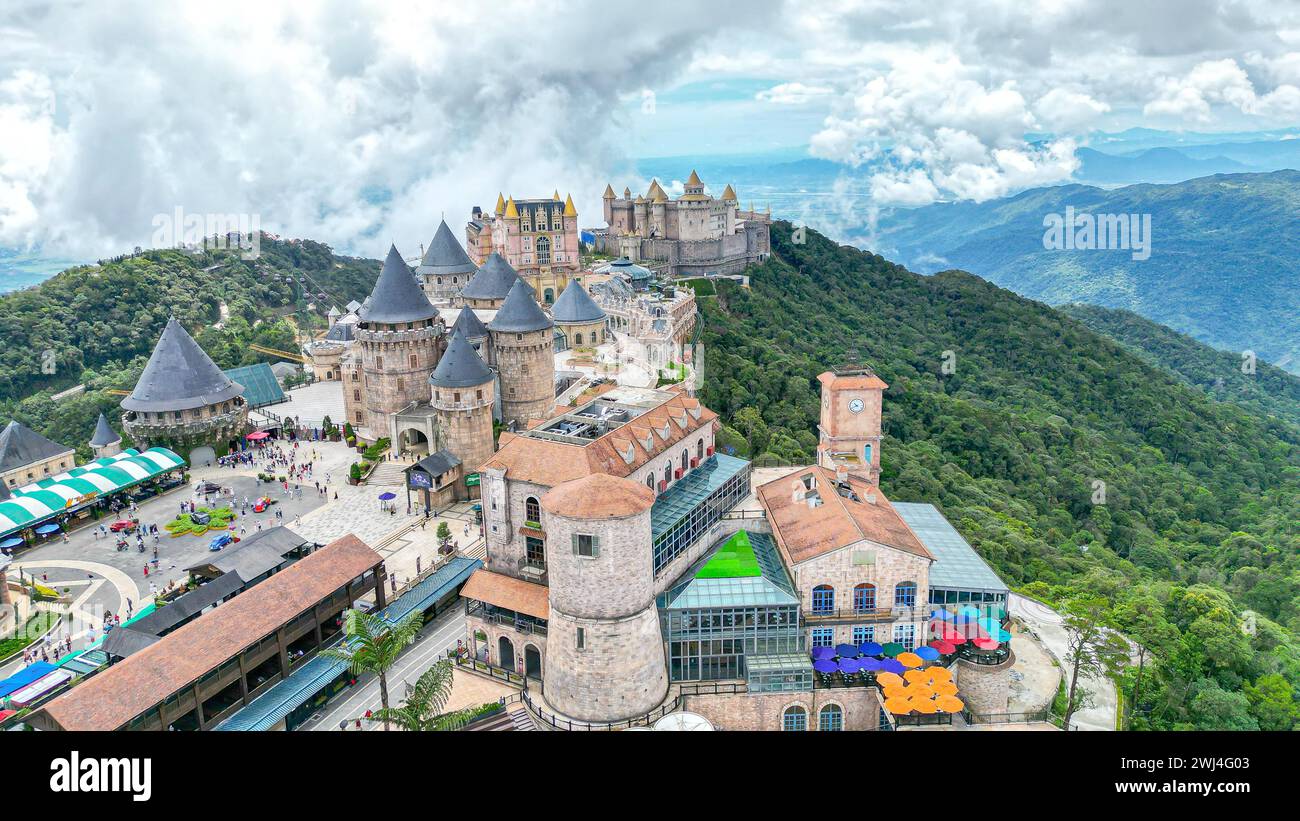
[357, 322, 441, 437]
[491, 327, 554, 427]
[555, 319, 606, 350]
[432, 380, 495, 476]
[467, 610, 546, 680]
[683, 686, 883, 731]
[792, 536, 931, 648]
[955, 652, 1014, 715]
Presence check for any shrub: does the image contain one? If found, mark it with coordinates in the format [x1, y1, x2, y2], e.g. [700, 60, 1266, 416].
[349, 463, 362, 481]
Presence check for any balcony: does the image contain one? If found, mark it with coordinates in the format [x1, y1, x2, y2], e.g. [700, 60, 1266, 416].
[803, 605, 923, 624]
[122, 406, 248, 439]
[467, 600, 548, 636]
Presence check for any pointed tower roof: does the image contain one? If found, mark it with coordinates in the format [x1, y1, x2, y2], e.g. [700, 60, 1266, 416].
[419, 220, 478, 276]
[687, 169, 703, 186]
[623, 186, 631, 198]
[494, 193, 506, 215]
[461, 253, 523, 301]
[0, 420, 72, 473]
[489, 279, 553, 333]
[359, 245, 438, 325]
[551, 280, 606, 324]
[652, 188, 667, 203]
[563, 194, 577, 217]
[120, 318, 244, 413]
[552, 190, 561, 201]
[430, 326, 494, 389]
[503, 197, 519, 219]
[721, 184, 737, 202]
[453, 305, 489, 342]
[603, 184, 616, 199]
[90, 412, 121, 448]
[648, 179, 667, 200]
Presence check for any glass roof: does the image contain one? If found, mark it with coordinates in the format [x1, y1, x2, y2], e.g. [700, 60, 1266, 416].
[650, 453, 749, 537]
[892, 502, 1007, 593]
[746, 653, 814, 674]
[223, 362, 286, 409]
[663, 530, 797, 610]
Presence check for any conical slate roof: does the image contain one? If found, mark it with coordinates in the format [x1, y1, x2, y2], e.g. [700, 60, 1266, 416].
[551, 280, 605, 324]
[419, 220, 477, 276]
[461, 253, 522, 301]
[0, 420, 71, 473]
[453, 306, 489, 341]
[121, 318, 245, 413]
[430, 326, 493, 389]
[0, 480, 10, 501]
[90, 412, 120, 447]
[359, 245, 438, 325]
[489, 279, 553, 333]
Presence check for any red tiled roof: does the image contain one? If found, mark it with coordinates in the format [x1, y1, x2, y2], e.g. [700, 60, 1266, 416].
[461, 569, 549, 619]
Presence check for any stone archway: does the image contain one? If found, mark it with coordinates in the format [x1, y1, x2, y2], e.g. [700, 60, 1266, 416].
[498, 636, 516, 672]
[399, 428, 429, 456]
[189, 445, 216, 467]
[525, 644, 542, 680]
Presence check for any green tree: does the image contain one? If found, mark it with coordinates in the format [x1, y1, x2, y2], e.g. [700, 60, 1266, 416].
[367, 659, 476, 731]
[1061, 597, 1130, 729]
[318, 609, 424, 731]
[1243, 673, 1299, 731]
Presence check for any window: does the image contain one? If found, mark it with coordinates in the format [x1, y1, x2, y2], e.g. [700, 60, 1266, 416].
[574, 332, 582, 345]
[697, 437, 704, 459]
[376, 357, 383, 370]
[453, 392, 460, 402]
[783, 706, 807, 731]
[525, 496, 541, 525]
[476, 389, 483, 400]
[396, 378, 404, 391]
[812, 585, 835, 614]
[351, 371, 358, 381]
[811, 628, 833, 648]
[864, 443, 873, 465]
[647, 475, 655, 492]
[681, 450, 689, 472]
[525, 536, 545, 567]
[895, 581, 917, 609]
[853, 583, 876, 613]
[352, 389, 360, 401]
[819, 704, 843, 732]
[852, 626, 874, 645]
[576, 627, 586, 650]
[662, 465, 671, 487]
[572, 533, 599, 558]
[893, 624, 916, 651]
[410, 354, 418, 368]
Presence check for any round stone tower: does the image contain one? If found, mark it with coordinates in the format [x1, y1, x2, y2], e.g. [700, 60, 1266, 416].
[550, 279, 606, 351]
[355, 245, 443, 443]
[429, 325, 495, 480]
[540, 474, 668, 723]
[89, 412, 122, 459]
[488, 278, 554, 428]
[417, 219, 478, 303]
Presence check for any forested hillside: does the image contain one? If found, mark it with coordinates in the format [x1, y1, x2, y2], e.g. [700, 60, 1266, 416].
[699, 221, 1300, 730]
[0, 237, 380, 459]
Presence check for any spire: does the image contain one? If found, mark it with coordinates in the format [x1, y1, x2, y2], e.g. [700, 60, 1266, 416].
[721, 184, 737, 202]
[120, 318, 244, 413]
[563, 193, 577, 217]
[489, 279, 553, 333]
[0, 420, 71, 474]
[495, 193, 506, 215]
[430, 326, 493, 389]
[419, 219, 477, 275]
[453, 305, 489, 341]
[687, 169, 702, 186]
[89, 412, 120, 448]
[462, 253, 523, 301]
[623, 186, 631, 198]
[603, 184, 616, 199]
[359, 245, 438, 325]
[551, 279, 606, 324]
[504, 196, 519, 219]
[552, 189, 561, 201]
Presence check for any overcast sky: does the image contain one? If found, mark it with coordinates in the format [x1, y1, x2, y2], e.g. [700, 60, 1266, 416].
[2, 0, 1297, 259]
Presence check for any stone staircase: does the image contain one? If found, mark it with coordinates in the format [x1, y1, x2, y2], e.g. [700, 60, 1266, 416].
[507, 705, 536, 731]
[366, 461, 407, 487]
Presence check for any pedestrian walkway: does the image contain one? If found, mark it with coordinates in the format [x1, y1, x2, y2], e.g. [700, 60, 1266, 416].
[366, 461, 408, 487]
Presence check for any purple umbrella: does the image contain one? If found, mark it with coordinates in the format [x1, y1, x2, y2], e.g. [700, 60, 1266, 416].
[835, 643, 859, 658]
[838, 658, 862, 674]
[879, 658, 906, 675]
[859, 657, 883, 672]
[813, 659, 839, 674]
[858, 641, 884, 657]
[811, 646, 835, 661]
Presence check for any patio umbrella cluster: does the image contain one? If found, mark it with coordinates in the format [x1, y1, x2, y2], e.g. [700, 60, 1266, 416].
[882, 665, 965, 716]
[810, 640, 941, 682]
[928, 606, 1012, 647]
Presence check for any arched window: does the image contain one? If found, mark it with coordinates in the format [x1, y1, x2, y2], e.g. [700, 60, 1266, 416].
[681, 450, 689, 472]
[537, 236, 551, 265]
[663, 465, 671, 487]
[895, 581, 917, 609]
[647, 475, 655, 492]
[782, 706, 807, 731]
[525, 497, 540, 525]
[819, 704, 843, 731]
[853, 583, 876, 613]
[812, 585, 835, 614]
[697, 437, 704, 459]
[575, 332, 583, 345]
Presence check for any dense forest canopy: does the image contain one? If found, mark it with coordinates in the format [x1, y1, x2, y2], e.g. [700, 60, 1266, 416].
[698, 221, 1299, 730]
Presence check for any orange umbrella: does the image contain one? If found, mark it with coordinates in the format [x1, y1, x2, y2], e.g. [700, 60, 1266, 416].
[904, 683, 934, 700]
[883, 683, 909, 699]
[936, 695, 965, 713]
[933, 681, 959, 697]
[876, 672, 905, 688]
[903, 669, 931, 685]
[897, 652, 923, 668]
[928, 666, 953, 683]
[884, 696, 914, 715]
[911, 696, 939, 714]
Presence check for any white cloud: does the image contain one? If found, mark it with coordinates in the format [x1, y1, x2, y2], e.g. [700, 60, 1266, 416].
[756, 82, 833, 105]
[1145, 58, 1300, 122]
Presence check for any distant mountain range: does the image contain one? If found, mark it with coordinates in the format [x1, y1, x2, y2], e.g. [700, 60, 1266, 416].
[869, 170, 1300, 374]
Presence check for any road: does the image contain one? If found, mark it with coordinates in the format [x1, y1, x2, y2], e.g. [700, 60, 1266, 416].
[298, 603, 468, 731]
[1008, 592, 1116, 731]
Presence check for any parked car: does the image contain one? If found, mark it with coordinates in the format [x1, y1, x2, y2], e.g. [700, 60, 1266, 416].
[108, 520, 137, 533]
[208, 532, 235, 551]
[253, 497, 274, 513]
[190, 511, 211, 525]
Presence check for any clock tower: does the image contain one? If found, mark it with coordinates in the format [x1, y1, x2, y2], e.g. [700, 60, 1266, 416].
[816, 368, 887, 484]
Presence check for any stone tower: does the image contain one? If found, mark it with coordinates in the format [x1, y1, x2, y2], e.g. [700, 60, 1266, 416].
[539, 474, 668, 723]
[460, 252, 521, 310]
[550, 279, 606, 351]
[417, 219, 478, 303]
[429, 326, 495, 481]
[89, 412, 122, 458]
[453, 305, 491, 366]
[816, 368, 887, 484]
[355, 245, 443, 443]
[488, 279, 554, 428]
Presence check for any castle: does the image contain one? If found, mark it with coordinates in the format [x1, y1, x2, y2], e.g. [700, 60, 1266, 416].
[465, 192, 580, 306]
[594, 171, 772, 278]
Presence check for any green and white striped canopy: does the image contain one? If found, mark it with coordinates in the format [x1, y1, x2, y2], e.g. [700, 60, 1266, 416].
[0, 447, 186, 537]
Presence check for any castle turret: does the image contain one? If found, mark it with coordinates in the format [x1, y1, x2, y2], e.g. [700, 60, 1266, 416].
[550, 279, 606, 351]
[602, 183, 615, 223]
[488, 279, 554, 427]
[452, 305, 491, 364]
[89, 412, 122, 458]
[539, 474, 668, 722]
[353, 245, 442, 442]
[460, 252, 522, 310]
[429, 326, 495, 487]
[417, 219, 478, 303]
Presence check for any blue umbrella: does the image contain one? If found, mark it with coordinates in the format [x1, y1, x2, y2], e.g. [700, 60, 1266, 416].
[859, 657, 883, 672]
[0, 536, 24, 549]
[810, 646, 835, 661]
[914, 646, 941, 661]
[813, 659, 838, 674]
[838, 658, 861, 674]
[34, 523, 60, 535]
[879, 658, 906, 675]
[835, 643, 859, 659]
[378, 492, 397, 501]
[858, 641, 884, 657]
[995, 629, 1013, 643]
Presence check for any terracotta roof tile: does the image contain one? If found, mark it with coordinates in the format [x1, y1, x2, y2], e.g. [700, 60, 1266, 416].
[818, 370, 888, 390]
[36, 535, 382, 730]
[461, 569, 549, 619]
[542, 474, 655, 519]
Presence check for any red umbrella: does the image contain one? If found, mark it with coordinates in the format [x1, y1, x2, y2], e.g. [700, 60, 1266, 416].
[246, 431, 270, 440]
[973, 638, 1000, 651]
[928, 639, 956, 654]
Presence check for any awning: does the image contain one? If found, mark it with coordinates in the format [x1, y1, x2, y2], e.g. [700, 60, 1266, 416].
[461, 568, 549, 620]
[0, 661, 57, 698]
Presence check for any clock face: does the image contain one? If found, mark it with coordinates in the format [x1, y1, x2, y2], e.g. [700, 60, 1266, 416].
[848, 398, 864, 414]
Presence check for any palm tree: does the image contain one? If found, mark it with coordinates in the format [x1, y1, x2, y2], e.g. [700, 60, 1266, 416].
[367, 659, 477, 731]
[318, 608, 424, 731]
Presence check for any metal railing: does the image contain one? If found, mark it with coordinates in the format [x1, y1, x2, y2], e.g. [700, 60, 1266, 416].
[454, 655, 525, 686]
[465, 602, 549, 636]
[803, 605, 924, 624]
[676, 681, 747, 696]
[521, 688, 682, 731]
